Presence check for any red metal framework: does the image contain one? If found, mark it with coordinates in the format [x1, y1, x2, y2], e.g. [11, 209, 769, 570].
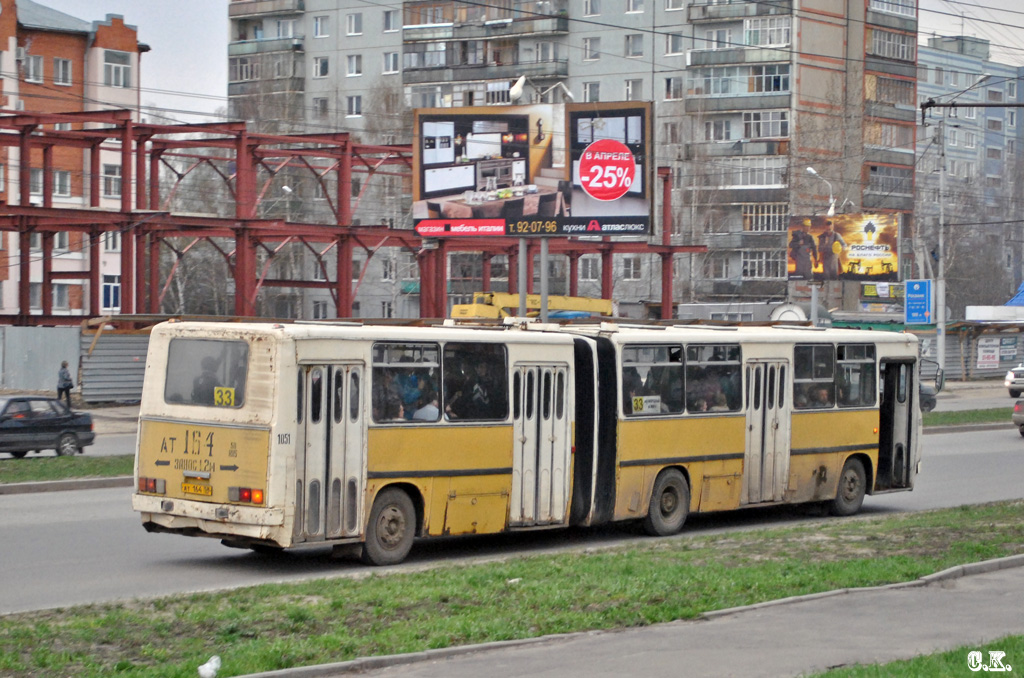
[0, 111, 703, 325]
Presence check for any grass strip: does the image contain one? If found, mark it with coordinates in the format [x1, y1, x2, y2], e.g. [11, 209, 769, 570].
[923, 407, 1009, 427]
[0, 455, 134, 484]
[813, 634, 1024, 677]
[1, 501, 1023, 678]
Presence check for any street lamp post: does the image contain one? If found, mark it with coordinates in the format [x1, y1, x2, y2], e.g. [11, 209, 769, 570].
[806, 167, 836, 326]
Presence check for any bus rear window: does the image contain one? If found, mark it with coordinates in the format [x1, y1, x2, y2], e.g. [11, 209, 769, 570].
[164, 339, 249, 408]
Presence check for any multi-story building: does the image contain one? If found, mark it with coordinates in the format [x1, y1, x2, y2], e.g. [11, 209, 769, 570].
[227, 0, 919, 318]
[915, 35, 1024, 318]
[0, 0, 146, 316]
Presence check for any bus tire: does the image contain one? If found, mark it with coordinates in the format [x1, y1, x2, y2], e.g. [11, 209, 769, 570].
[643, 469, 689, 536]
[831, 458, 867, 517]
[361, 488, 416, 566]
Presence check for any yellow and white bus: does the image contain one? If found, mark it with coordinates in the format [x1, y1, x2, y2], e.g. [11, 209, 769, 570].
[133, 320, 922, 565]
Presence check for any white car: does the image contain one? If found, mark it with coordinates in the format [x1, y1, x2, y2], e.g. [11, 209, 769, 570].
[1005, 365, 1024, 397]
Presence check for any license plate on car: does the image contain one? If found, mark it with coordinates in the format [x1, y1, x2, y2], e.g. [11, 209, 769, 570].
[182, 483, 213, 496]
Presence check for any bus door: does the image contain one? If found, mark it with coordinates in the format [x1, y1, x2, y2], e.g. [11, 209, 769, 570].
[878, 360, 913, 489]
[298, 363, 366, 542]
[743, 361, 791, 504]
[510, 364, 571, 526]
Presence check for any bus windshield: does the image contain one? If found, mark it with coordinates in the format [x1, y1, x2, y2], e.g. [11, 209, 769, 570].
[164, 338, 249, 408]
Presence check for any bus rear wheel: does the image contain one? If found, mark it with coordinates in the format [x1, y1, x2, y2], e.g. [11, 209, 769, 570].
[643, 469, 689, 536]
[361, 488, 416, 566]
[831, 458, 867, 516]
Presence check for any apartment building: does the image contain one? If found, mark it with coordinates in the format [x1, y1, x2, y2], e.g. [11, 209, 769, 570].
[915, 36, 1024, 317]
[0, 0, 146, 316]
[227, 0, 918, 318]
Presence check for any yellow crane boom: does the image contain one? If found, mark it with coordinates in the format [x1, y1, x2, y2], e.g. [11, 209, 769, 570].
[450, 292, 613, 319]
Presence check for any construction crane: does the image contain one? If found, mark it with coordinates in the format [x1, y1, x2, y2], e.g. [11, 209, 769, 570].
[450, 292, 614, 319]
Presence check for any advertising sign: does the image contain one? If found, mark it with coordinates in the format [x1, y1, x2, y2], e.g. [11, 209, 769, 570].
[904, 279, 933, 325]
[787, 213, 900, 282]
[977, 337, 1000, 369]
[411, 102, 652, 238]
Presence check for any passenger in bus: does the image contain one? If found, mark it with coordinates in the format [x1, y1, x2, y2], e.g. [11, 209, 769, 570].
[412, 389, 440, 421]
[810, 385, 834, 408]
[622, 367, 644, 413]
[373, 369, 404, 421]
[192, 357, 220, 405]
[709, 392, 730, 412]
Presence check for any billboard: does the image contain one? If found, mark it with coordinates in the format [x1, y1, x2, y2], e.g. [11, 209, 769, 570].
[787, 213, 899, 282]
[412, 102, 651, 237]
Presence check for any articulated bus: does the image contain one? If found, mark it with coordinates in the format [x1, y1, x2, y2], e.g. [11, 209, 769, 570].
[133, 320, 921, 565]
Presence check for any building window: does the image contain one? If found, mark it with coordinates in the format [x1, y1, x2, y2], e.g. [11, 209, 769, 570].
[229, 56, 260, 82]
[666, 0, 684, 8]
[314, 16, 329, 37]
[102, 275, 121, 311]
[53, 171, 71, 197]
[666, 33, 684, 55]
[104, 50, 131, 87]
[663, 122, 680, 145]
[987, 118, 1003, 132]
[869, 0, 916, 17]
[583, 37, 600, 61]
[742, 203, 788, 232]
[24, 55, 43, 83]
[689, 65, 790, 96]
[964, 106, 976, 119]
[741, 251, 786, 280]
[622, 255, 642, 280]
[750, 64, 789, 92]
[346, 95, 362, 117]
[744, 16, 790, 47]
[625, 79, 643, 101]
[29, 168, 43, 195]
[869, 75, 915, 107]
[580, 256, 599, 281]
[485, 81, 511, 104]
[583, 82, 600, 102]
[347, 54, 362, 76]
[104, 231, 121, 252]
[313, 57, 329, 78]
[627, 0, 643, 11]
[1009, 111, 1017, 128]
[53, 232, 69, 251]
[864, 121, 915, 150]
[704, 29, 731, 50]
[965, 131, 976, 148]
[703, 253, 730, 279]
[625, 34, 643, 58]
[664, 76, 683, 100]
[705, 119, 731, 141]
[870, 29, 915, 61]
[1009, 82, 1018, 99]
[710, 157, 787, 188]
[381, 301, 393, 318]
[584, 0, 599, 15]
[313, 97, 329, 118]
[312, 300, 329, 319]
[53, 58, 72, 86]
[102, 164, 121, 198]
[383, 52, 400, 74]
[987, 147, 1003, 160]
[384, 9, 400, 31]
[276, 19, 295, 38]
[347, 13, 363, 35]
[866, 165, 912, 196]
[743, 110, 788, 138]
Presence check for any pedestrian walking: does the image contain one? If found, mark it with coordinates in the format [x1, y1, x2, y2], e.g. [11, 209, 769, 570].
[57, 360, 74, 409]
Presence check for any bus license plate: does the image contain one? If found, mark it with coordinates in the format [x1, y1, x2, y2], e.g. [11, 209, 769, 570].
[182, 483, 213, 496]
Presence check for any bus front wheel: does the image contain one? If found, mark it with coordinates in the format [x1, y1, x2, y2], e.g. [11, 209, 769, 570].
[362, 488, 416, 566]
[643, 469, 690, 536]
[831, 458, 867, 517]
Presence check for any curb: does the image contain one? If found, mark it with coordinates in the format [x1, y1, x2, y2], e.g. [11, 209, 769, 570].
[923, 422, 1012, 435]
[0, 476, 133, 495]
[236, 555, 1024, 677]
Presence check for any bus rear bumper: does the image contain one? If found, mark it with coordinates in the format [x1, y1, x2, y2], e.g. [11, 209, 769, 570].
[133, 493, 285, 541]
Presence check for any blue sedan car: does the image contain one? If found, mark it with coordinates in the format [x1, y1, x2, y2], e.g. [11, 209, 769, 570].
[0, 396, 95, 458]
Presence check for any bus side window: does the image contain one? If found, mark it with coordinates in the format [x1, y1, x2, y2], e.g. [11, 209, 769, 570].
[333, 370, 344, 423]
[443, 342, 508, 421]
[310, 368, 323, 423]
[349, 371, 360, 422]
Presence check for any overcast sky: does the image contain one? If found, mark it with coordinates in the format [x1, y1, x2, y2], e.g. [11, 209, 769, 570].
[32, 0, 1024, 124]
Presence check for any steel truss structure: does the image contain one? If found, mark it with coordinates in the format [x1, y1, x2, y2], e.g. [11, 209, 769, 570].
[0, 111, 702, 325]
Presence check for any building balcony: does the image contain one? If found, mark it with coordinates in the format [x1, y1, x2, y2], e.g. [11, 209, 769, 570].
[687, 47, 790, 67]
[685, 139, 789, 160]
[228, 77, 305, 98]
[403, 15, 568, 42]
[688, 0, 792, 23]
[228, 36, 304, 55]
[229, 0, 304, 18]
[402, 58, 568, 85]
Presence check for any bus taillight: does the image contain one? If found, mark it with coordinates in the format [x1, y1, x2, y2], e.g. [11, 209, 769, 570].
[229, 487, 264, 504]
[138, 477, 166, 494]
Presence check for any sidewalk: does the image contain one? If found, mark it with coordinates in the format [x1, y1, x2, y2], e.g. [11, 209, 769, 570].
[86, 403, 140, 435]
[244, 556, 1024, 678]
